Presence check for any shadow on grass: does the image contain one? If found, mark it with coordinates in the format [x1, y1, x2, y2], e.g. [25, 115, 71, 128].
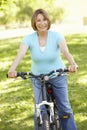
[0, 115, 34, 130]
[0, 80, 34, 130]
[77, 119, 87, 130]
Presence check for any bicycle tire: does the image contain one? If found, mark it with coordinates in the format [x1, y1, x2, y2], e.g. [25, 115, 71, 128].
[50, 124, 56, 130]
[50, 115, 60, 130]
[35, 114, 50, 130]
[42, 114, 50, 130]
[54, 104, 61, 130]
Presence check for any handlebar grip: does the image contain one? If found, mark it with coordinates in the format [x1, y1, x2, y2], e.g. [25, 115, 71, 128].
[6, 74, 17, 78]
[6, 73, 19, 78]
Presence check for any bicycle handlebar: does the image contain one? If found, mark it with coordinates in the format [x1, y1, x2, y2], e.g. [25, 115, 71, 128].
[7, 68, 69, 80]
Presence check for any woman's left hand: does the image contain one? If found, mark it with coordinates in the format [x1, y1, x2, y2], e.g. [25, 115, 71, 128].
[68, 64, 78, 72]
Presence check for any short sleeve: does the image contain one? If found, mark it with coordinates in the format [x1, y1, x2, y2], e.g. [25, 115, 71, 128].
[56, 32, 65, 45]
[22, 35, 31, 49]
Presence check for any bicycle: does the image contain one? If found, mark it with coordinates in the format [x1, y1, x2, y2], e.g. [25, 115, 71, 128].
[7, 68, 69, 130]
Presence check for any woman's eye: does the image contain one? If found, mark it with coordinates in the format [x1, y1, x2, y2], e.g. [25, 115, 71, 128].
[36, 19, 41, 22]
[43, 18, 47, 21]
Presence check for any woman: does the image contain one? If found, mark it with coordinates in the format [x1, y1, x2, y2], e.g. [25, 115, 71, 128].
[8, 9, 78, 130]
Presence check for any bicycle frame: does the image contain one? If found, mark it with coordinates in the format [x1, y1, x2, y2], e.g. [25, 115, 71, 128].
[7, 68, 69, 130]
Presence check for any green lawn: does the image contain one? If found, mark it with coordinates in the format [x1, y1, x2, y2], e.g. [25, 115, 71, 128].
[0, 33, 87, 130]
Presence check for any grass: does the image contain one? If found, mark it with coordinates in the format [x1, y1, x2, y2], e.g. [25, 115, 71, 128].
[0, 33, 87, 130]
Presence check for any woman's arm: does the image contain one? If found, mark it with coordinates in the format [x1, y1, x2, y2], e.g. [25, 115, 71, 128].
[8, 44, 28, 77]
[59, 40, 78, 72]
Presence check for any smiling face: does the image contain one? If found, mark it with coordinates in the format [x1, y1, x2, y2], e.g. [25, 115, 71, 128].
[35, 13, 48, 32]
[31, 9, 51, 31]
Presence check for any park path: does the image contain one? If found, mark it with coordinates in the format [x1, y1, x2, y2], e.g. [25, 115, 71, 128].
[0, 24, 87, 40]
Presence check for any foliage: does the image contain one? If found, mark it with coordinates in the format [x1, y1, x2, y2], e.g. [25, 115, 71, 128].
[15, 0, 33, 23]
[47, 6, 65, 23]
[0, 0, 17, 24]
[0, 0, 66, 26]
[0, 33, 87, 129]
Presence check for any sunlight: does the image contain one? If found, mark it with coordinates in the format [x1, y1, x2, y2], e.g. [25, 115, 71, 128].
[0, 82, 20, 94]
[75, 113, 87, 122]
[0, 79, 13, 87]
[0, 78, 22, 91]
[77, 75, 87, 83]
[0, 60, 12, 69]
[0, 102, 10, 108]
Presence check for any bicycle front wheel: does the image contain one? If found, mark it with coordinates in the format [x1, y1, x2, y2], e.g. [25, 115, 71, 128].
[42, 114, 50, 130]
[35, 114, 50, 130]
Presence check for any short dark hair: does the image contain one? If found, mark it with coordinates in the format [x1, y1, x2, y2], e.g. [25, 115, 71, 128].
[31, 9, 51, 30]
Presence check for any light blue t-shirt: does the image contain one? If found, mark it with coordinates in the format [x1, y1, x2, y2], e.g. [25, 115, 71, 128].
[22, 30, 66, 75]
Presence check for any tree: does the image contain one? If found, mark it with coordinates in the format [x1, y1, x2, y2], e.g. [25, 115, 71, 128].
[0, 0, 17, 24]
[0, 0, 66, 26]
[15, 0, 33, 23]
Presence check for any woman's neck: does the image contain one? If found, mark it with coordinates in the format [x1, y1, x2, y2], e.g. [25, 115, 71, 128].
[37, 30, 48, 37]
[37, 31, 48, 47]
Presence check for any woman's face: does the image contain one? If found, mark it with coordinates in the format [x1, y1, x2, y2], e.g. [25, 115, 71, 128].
[35, 13, 48, 32]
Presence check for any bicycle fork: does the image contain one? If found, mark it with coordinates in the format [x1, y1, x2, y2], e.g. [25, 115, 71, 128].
[36, 101, 54, 125]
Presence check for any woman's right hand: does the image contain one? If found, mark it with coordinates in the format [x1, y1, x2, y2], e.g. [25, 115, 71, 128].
[8, 71, 17, 78]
